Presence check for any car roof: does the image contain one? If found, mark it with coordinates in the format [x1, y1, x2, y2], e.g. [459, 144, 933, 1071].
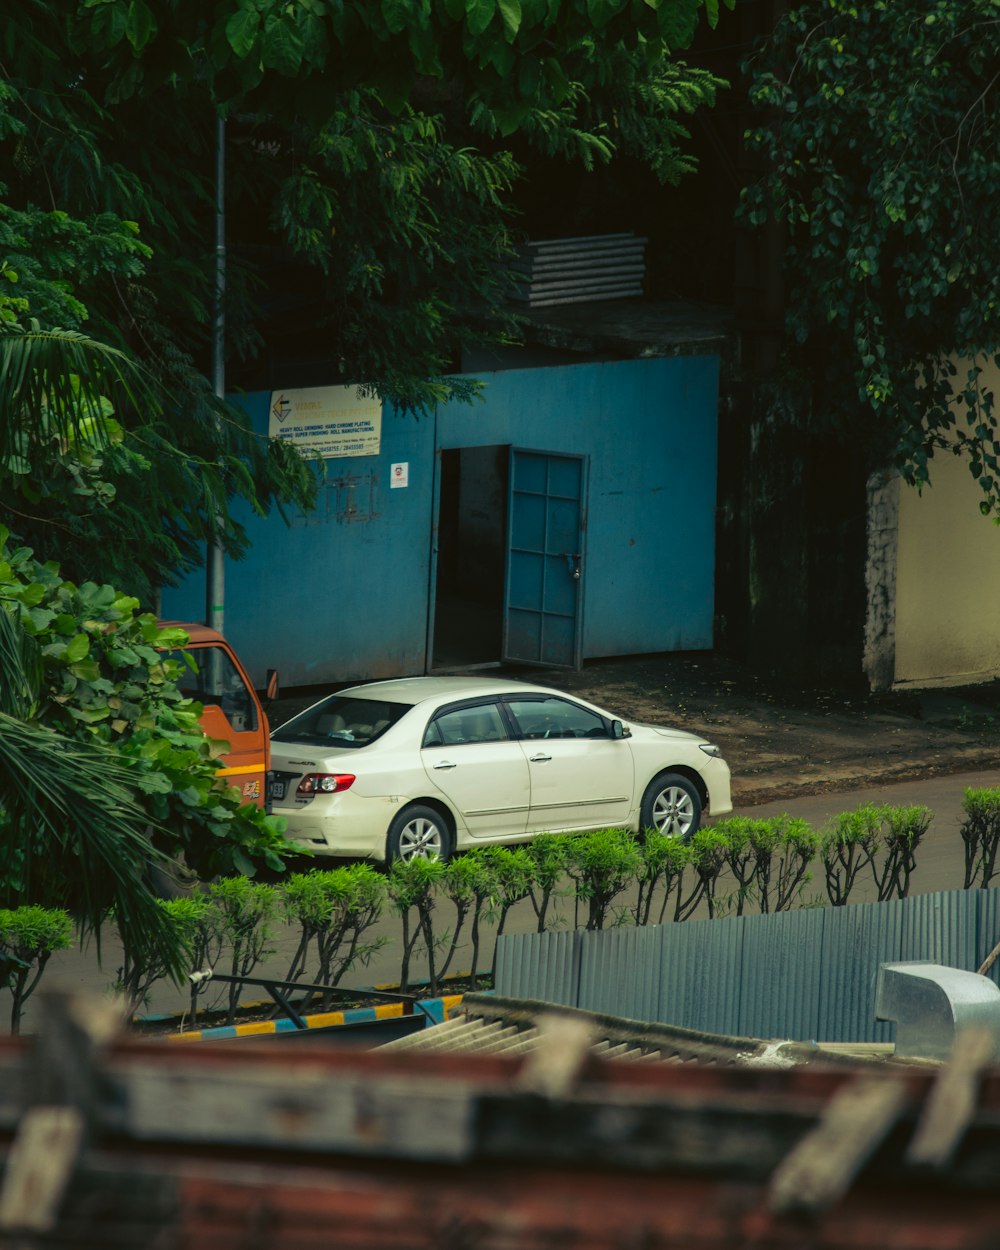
[156, 620, 226, 645]
[335, 675, 560, 706]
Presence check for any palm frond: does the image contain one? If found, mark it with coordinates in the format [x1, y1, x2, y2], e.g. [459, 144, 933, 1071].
[0, 605, 42, 719]
[0, 323, 160, 462]
[0, 712, 184, 979]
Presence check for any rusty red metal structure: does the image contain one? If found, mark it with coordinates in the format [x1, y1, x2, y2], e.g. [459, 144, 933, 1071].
[0, 995, 996, 1249]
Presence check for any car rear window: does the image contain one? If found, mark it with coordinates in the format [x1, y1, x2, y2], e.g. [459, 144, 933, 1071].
[271, 695, 412, 748]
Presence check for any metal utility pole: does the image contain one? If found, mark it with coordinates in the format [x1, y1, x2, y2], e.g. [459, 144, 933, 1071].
[207, 114, 226, 634]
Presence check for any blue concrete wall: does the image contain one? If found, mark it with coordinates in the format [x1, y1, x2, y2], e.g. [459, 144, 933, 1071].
[162, 356, 719, 686]
[436, 358, 719, 658]
[162, 391, 436, 686]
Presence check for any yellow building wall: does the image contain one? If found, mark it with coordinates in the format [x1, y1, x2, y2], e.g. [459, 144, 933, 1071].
[895, 442, 1000, 687]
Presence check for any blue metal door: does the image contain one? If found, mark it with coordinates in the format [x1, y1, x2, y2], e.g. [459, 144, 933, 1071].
[503, 449, 586, 668]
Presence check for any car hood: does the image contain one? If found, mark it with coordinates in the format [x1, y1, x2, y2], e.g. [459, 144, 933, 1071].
[635, 722, 713, 746]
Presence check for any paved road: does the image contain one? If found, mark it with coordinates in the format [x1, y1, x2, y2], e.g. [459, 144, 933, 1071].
[27, 765, 1000, 1031]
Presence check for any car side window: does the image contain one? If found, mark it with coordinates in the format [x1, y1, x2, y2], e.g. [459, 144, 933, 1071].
[423, 703, 508, 748]
[506, 696, 608, 740]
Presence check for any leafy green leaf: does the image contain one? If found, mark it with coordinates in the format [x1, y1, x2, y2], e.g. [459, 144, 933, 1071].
[65, 633, 90, 663]
[225, 8, 260, 58]
[466, 0, 496, 36]
[498, 0, 522, 40]
[261, 14, 305, 75]
[381, 0, 411, 35]
[125, 0, 155, 52]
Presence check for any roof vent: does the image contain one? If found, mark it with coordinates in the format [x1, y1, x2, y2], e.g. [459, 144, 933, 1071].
[512, 233, 647, 308]
[875, 961, 1000, 1061]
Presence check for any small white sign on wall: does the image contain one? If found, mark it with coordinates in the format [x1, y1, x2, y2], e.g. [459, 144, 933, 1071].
[390, 462, 409, 489]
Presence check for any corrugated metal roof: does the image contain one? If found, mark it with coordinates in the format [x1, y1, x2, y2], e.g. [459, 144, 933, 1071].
[1, 992, 995, 1248]
[380, 993, 930, 1068]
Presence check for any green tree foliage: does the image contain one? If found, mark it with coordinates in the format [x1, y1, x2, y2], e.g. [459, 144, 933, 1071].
[437, 853, 496, 986]
[716, 815, 817, 915]
[523, 833, 570, 932]
[743, 0, 1000, 511]
[3, 0, 728, 419]
[0, 532, 289, 880]
[633, 832, 693, 925]
[0, 532, 292, 994]
[1, 0, 729, 601]
[0, 317, 315, 606]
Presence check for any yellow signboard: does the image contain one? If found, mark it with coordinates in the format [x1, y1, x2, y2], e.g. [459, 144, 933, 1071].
[268, 385, 381, 458]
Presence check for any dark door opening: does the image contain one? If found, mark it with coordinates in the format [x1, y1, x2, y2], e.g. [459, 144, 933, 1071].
[431, 446, 509, 669]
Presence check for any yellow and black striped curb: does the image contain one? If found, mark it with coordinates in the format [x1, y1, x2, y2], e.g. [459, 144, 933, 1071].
[164, 994, 465, 1043]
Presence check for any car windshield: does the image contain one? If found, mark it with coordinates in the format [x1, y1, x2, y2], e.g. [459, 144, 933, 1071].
[271, 695, 412, 748]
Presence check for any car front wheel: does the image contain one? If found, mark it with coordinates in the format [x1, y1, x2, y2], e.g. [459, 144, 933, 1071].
[386, 804, 451, 863]
[639, 772, 702, 840]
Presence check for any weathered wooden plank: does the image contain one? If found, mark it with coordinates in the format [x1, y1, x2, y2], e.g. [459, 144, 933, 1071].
[0, 1106, 83, 1231]
[768, 1075, 909, 1215]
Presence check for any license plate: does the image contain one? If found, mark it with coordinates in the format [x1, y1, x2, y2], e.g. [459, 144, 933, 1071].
[270, 780, 286, 800]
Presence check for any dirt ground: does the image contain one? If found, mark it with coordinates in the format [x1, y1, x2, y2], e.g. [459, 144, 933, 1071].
[270, 652, 1000, 807]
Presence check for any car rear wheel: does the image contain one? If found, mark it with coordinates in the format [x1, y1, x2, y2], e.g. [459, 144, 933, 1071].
[639, 772, 701, 840]
[386, 805, 451, 863]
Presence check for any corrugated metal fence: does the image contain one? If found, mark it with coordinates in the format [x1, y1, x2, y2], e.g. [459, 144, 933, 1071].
[494, 889, 1000, 1042]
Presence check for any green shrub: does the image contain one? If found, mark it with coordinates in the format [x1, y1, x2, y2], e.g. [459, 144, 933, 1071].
[687, 826, 731, 919]
[438, 854, 496, 989]
[821, 804, 884, 906]
[115, 895, 210, 1019]
[960, 788, 1000, 889]
[473, 846, 535, 977]
[821, 803, 930, 905]
[281, 865, 388, 1008]
[633, 833, 692, 925]
[873, 805, 931, 900]
[0, 905, 72, 1033]
[523, 834, 572, 932]
[564, 829, 643, 931]
[208, 878, 279, 1024]
[758, 815, 818, 913]
[386, 857, 446, 994]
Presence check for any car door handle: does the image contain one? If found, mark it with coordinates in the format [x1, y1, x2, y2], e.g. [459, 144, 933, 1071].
[529, 752, 552, 763]
[433, 760, 457, 770]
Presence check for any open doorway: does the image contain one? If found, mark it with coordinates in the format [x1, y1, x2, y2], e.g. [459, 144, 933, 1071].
[431, 445, 509, 669]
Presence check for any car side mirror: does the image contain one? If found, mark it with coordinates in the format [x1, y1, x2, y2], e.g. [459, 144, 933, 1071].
[265, 668, 280, 702]
[611, 719, 630, 739]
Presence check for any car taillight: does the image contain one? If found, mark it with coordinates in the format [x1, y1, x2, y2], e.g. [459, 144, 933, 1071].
[296, 773, 356, 796]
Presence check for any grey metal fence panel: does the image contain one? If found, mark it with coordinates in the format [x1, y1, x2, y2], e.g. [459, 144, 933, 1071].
[900, 889, 980, 975]
[975, 889, 1000, 988]
[577, 925, 662, 1020]
[494, 889, 995, 1043]
[736, 908, 828, 1041]
[814, 898, 906, 1043]
[657, 917, 746, 1035]
[493, 930, 582, 1005]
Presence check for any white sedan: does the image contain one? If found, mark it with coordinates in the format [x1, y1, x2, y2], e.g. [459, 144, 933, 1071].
[268, 676, 732, 862]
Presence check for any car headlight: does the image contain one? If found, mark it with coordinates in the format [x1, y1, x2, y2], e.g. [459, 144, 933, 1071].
[698, 743, 724, 759]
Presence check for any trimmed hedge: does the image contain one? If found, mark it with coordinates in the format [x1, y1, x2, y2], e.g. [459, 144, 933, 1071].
[1, 800, 968, 1032]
